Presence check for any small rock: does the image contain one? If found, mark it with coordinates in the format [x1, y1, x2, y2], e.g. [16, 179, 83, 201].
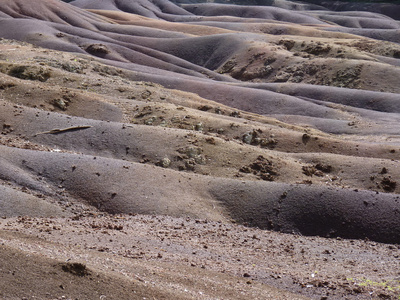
[85, 44, 110, 55]
[61, 262, 90, 277]
[242, 132, 253, 144]
[185, 159, 196, 171]
[380, 167, 388, 174]
[302, 133, 311, 144]
[381, 177, 396, 192]
[198, 105, 212, 111]
[53, 98, 68, 111]
[144, 116, 156, 125]
[230, 111, 241, 118]
[194, 123, 203, 131]
[159, 157, 171, 168]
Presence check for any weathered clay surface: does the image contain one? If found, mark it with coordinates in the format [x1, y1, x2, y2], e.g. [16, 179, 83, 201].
[0, 0, 400, 298]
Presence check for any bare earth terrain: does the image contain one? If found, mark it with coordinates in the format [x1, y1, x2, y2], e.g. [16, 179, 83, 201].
[0, 0, 400, 299]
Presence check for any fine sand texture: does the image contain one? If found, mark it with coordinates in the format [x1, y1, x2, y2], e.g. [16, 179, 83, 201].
[0, 0, 400, 299]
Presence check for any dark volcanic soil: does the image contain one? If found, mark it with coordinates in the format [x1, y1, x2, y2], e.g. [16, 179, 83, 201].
[0, 0, 400, 299]
[1, 214, 400, 299]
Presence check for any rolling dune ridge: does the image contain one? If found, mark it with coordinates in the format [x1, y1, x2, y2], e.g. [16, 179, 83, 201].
[0, 0, 400, 298]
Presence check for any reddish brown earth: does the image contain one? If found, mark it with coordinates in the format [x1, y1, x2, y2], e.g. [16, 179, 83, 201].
[0, 0, 400, 299]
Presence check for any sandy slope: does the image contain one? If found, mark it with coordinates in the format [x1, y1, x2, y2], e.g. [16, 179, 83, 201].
[0, 0, 400, 298]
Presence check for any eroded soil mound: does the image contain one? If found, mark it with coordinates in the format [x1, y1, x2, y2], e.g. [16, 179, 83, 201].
[0, 0, 400, 298]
